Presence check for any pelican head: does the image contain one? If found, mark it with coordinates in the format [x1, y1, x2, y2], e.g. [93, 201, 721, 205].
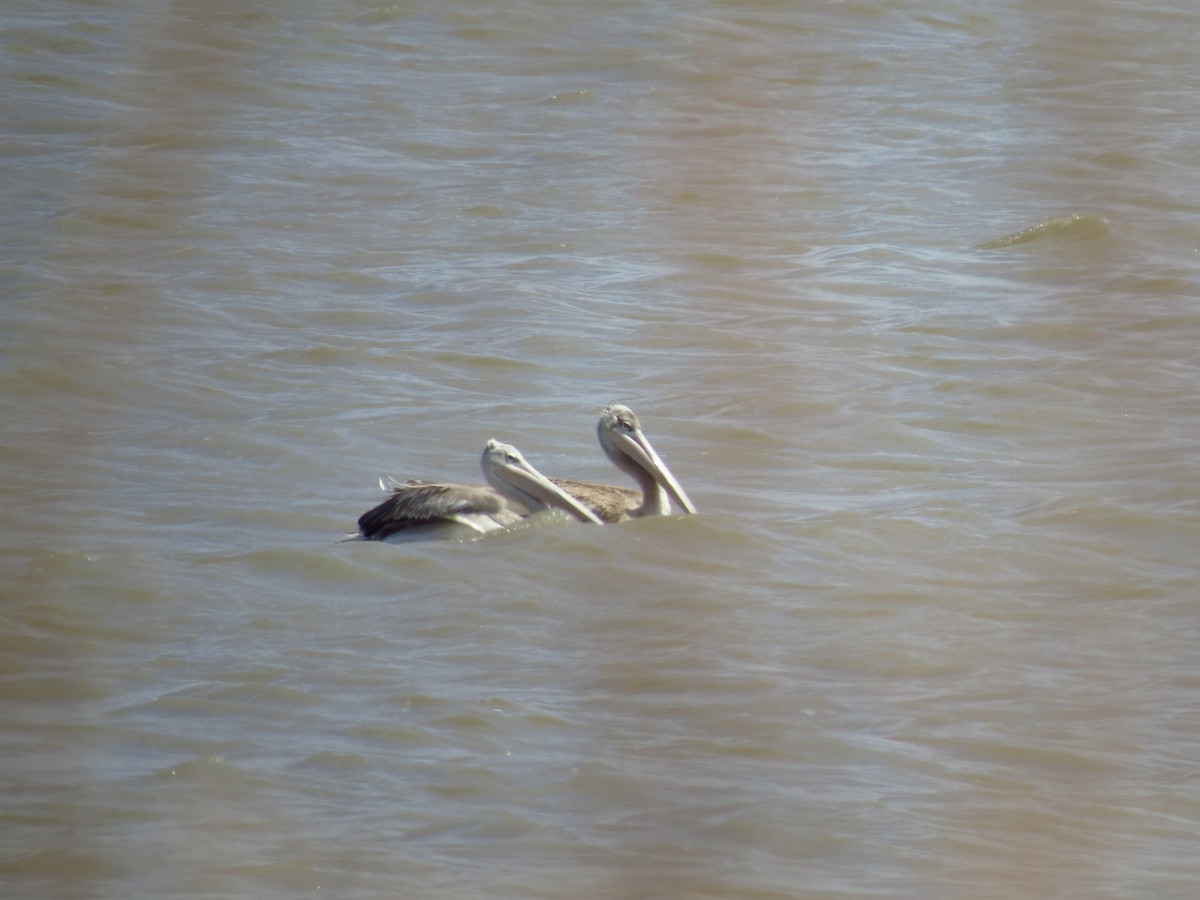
[482, 439, 602, 524]
[597, 404, 697, 515]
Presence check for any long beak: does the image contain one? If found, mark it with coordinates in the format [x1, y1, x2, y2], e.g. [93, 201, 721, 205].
[613, 429, 698, 514]
[495, 455, 603, 524]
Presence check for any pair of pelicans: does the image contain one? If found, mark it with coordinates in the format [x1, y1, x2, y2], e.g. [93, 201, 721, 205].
[345, 403, 696, 543]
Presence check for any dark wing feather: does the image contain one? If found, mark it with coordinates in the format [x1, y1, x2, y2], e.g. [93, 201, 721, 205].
[356, 482, 506, 541]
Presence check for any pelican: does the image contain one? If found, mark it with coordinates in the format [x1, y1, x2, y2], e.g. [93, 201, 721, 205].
[551, 403, 697, 523]
[343, 439, 603, 542]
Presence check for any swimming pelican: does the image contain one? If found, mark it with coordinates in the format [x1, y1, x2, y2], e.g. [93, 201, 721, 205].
[343, 439, 603, 542]
[551, 403, 697, 523]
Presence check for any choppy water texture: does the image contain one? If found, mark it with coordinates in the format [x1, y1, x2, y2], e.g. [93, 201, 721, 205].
[3, 1, 1200, 897]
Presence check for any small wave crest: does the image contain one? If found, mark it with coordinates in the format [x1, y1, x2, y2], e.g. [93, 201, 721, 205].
[975, 213, 1109, 250]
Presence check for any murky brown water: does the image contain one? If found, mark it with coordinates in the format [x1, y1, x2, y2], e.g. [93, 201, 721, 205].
[4, 1, 1199, 897]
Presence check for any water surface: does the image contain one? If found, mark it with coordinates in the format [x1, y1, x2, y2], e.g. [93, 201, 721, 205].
[3, 1, 1199, 897]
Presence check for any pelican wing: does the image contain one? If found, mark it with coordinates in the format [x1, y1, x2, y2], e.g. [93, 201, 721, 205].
[550, 478, 640, 524]
[355, 481, 519, 541]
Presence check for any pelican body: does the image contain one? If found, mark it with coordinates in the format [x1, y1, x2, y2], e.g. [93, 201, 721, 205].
[552, 403, 697, 523]
[345, 439, 602, 543]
